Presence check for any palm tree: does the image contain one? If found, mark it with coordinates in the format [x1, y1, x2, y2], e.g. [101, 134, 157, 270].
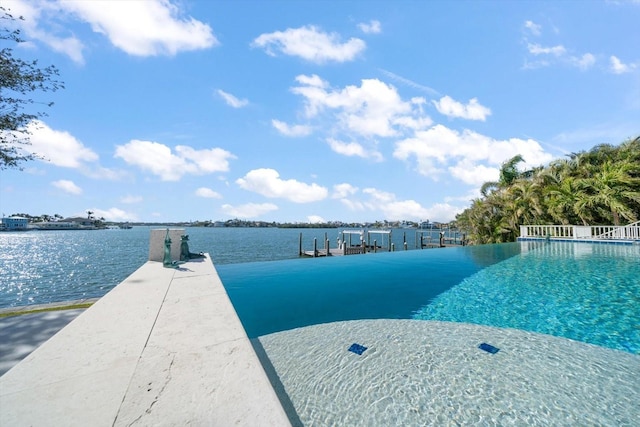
[578, 160, 640, 225]
[456, 137, 640, 243]
[498, 154, 525, 187]
[506, 179, 544, 229]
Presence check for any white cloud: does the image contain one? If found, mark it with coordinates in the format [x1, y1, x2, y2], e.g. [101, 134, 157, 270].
[527, 43, 566, 56]
[445, 189, 482, 204]
[362, 187, 397, 204]
[217, 90, 249, 108]
[252, 25, 365, 63]
[295, 74, 328, 88]
[195, 187, 222, 198]
[393, 124, 554, 184]
[307, 215, 326, 223]
[422, 203, 465, 223]
[332, 183, 359, 199]
[195, 187, 222, 199]
[571, 53, 596, 71]
[51, 179, 82, 195]
[8, 0, 217, 62]
[433, 96, 491, 121]
[59, 0, 218, 57]
[272, 120, 312, 137]
[326, 138, 383, 161]
[392, 115, 433, 131]
[43, 33, 85, 64]
[20, 120, 98, 168]
[610, 55, 636, 74]
[5, 0, 86, 64]
[524, 38, 599, 72]
[82, 165, 127, 181]
[114, 140, 235, 181]
[448, 161, 499, 186]
[174, 145, 235, 174]
[12, 122, 124, 178]
[358, 20, 381, 34]
[90, 207, 138, 222]
[121, 195, 143, 204]
[524, 20, 542, 36]
[236, 168, 328, 203]
[360, 188, 463, 222]
[340, 198, 366, 211]
[291, 76, 414, 138]
[220, 203, 278, 218]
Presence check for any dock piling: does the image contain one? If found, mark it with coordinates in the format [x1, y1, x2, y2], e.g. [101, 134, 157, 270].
[299, 232, 303, 256]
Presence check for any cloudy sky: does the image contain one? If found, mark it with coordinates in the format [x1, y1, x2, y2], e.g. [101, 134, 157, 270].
[1, 0, 638, 223]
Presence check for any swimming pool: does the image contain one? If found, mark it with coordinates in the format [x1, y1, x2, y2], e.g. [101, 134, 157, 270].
[218, 242, 521, 337]
[218, 240, 639, 353]
[218, 241, 640, 426]
[414, 241, 640, 354]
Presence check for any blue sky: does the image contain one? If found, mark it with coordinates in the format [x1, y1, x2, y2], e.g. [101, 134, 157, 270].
[1, 0, 638, 224]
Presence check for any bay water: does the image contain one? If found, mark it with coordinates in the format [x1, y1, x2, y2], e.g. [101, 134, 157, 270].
[0, 226, 439, 309]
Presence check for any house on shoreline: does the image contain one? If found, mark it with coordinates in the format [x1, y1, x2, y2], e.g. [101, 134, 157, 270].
[0, 216, 29, 231]
[1, 216, 102, 231]
[31, 217, 102, 230]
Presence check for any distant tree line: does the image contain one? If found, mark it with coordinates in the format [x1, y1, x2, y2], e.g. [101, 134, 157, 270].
[454, 136, 640, 244]
[6, 213, 64, 222]
[6, 212, 106, 225]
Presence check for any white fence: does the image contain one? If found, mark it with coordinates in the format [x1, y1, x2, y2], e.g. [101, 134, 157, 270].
[520, 222, 640, 241]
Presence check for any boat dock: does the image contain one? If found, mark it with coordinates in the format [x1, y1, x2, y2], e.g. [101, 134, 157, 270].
[299, 229, 467, 257]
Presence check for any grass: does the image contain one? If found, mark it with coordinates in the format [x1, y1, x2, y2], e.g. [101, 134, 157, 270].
[0, 302, 95, 318]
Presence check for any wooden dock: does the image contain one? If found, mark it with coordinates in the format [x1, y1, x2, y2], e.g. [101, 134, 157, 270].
[299, 230, 467, 258]
[301, 248, 347, 257]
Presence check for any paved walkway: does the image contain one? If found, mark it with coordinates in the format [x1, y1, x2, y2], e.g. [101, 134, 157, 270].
[0, 256, 291, 426]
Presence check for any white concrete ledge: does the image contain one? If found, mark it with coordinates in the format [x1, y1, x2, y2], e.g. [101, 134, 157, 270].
[148, 228, 184, 262]
[0, 256, 291, 426]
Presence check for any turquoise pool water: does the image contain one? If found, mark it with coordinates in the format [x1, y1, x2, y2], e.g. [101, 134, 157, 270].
[414, 241, 640, 354]
[218, 242, 521, 338]
[219, 241, 640, 354]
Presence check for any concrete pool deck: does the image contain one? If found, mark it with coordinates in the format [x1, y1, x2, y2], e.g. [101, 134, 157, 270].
[0, 255, 291, 426]
[0, 308, 87, 376]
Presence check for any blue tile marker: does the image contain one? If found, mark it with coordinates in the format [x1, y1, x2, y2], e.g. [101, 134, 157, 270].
[348, 343, 368, 355]
[478, 342, 499, 354]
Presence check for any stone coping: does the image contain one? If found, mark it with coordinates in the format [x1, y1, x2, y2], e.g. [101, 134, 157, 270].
[0, 255, 291, 426]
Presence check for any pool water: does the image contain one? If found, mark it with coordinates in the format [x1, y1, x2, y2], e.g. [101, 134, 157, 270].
[219, 241, 640, 354]
[221, 240, 640, 426]
[218, 242, 522, 338]
[414, 241, 640, 354]
[258, 320, 640, 426]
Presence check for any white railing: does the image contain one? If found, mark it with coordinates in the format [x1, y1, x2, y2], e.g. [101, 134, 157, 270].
[519, 223, 640, 241]
[519, 225, 575, 239]
[593, 221, 640, 240]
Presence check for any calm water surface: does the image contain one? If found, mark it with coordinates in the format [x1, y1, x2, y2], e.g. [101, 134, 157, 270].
[218, 243, 520, 338]
[0, 226, 434, 308]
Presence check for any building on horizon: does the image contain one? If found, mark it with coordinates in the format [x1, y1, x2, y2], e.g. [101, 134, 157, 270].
[0, 216, 29, 231]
